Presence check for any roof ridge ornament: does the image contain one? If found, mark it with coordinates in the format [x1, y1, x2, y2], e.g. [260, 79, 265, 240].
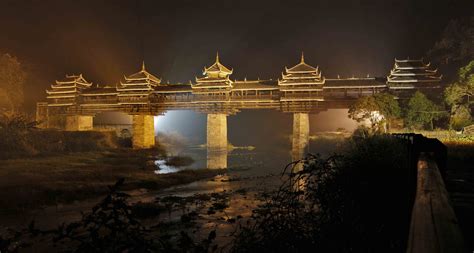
[141, 61, 146, 72]
[301, 51, 305, 63]
[216, 52, 220, 63]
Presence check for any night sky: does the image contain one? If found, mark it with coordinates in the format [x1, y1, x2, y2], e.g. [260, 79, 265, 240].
[1, 0, 473, 109]
[0, 0, 473, 144]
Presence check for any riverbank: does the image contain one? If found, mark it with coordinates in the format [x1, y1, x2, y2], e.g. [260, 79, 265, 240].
[0, 148, 225, 215]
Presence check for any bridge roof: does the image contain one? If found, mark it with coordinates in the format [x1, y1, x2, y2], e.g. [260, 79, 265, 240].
[285, 53, 318, 73]
[393, 58, 430, 69]
[388, 58, 441, 84]
[123, 62, 161, 85]
[204, 53, 233, 75]
[233, 80, 278, 90]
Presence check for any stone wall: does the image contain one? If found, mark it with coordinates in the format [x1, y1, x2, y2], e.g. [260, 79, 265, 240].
[132, 115, 155, 149]
[65, 115, 94, 131]
[207, 113, 228, 169]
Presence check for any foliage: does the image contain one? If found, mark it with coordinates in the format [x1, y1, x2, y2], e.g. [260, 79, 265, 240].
[231, 134, 411, 252]
[0, 111, 119, 159]
[0, 53, 27, 111]
[33, 178, 157, 252]
[405, 91, 445, 130]
[428, 16, 474, 64]
[373, 93, 401, 120]
[0, 112, 37, 157]
[0, 179, 218, 253]
[348, 93, 400, 132]
[450, 105, 472, 130]
[444, 60, 474, 129]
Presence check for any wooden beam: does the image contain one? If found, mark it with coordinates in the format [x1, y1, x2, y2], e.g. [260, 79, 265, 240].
[407, 152, 465, 253]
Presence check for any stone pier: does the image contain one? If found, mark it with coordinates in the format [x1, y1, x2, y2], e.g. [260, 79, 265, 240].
[207, 113, 228, 169]
[132, 115, 155, 149]
[65, 115, 94, 131]
[291, 113, 310, 167]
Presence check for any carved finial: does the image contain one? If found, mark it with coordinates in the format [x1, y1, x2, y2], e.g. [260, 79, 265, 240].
[301, 51, 305, 63]
[141, 61, 146, 71]
[216, 52, 220, 63]
[337, 74, 340, 79]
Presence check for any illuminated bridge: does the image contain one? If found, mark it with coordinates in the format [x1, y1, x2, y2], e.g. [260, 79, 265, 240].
[36, 54, 442, 168]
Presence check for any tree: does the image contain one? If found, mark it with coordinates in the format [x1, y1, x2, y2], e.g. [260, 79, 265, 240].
[405, 91, 445, 130]
[428, 16, 474, 65]
[0, 53, 27, 112]
[443, 60, 474, 129]
[348, 93, 401, 132]
[373, 93, 401, 124]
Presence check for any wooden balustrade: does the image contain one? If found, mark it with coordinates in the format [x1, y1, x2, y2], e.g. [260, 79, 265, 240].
[407, 153, 465, 253]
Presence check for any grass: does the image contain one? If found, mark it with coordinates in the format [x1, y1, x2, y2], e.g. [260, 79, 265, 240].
[0, 149, 225, 213]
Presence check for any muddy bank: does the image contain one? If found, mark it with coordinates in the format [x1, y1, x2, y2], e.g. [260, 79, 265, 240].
[0, 148, 224, 219]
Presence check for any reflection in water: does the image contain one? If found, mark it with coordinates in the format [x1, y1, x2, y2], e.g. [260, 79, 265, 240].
[291, 113, 310, 172]
[154, 159, 181, 174]
[207, 149, 228, 169]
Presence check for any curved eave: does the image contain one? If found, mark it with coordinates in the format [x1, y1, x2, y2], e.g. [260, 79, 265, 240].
[195, 76, 232, 83]
[46, 89, 77, 94]
[285, 63, 318, 73]
[390, 71, 438, 76]
[47, 95, 77, 99]
[124, 71, 162, 84]
[282, 72, 321, 79]
[204, 61, 233, 76]
[278, 79, 326, 86]
[191, 85, 232, 89]
[51, 84, 77, 89]
[387, 78, 442, 83]
[120, 81, 159, 87]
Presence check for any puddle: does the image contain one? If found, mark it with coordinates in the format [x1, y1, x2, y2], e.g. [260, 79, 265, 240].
[154, 159, 182, 174]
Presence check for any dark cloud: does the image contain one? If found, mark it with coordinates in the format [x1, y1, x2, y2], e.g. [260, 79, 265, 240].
[0, 0, 472, 111]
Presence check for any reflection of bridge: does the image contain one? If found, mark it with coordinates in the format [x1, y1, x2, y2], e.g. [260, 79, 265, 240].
[36, 54, 441, 168]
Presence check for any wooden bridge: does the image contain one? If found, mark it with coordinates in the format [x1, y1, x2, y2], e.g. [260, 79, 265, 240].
[36, 56, 442, 168]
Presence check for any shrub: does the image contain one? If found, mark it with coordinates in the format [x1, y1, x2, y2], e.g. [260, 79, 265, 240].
[0, 113, 120, 159]
[231, 134, 411, 252]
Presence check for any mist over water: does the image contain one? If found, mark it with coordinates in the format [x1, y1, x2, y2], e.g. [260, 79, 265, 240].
[94, 109, 357, 174]
[145, 109, 357, 174]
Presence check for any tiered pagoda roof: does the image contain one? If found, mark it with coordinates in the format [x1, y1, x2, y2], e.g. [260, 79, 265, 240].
[117, 62, 161, 96]
[387, 58, 442, 88]
[192, 53, 233, 93]
[46, 74, 92, 104]
[278, 53, 325, 91]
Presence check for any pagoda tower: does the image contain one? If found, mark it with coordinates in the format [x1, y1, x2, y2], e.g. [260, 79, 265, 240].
[46, 74, 92, 106]
[278, 52, 325, 101]
[387, 58, 442, 90]
[117, 62, 161, 105]
[192, 52, 233, 96]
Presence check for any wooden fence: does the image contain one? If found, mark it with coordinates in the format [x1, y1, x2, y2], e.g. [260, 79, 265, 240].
[393, 134, 466, 253]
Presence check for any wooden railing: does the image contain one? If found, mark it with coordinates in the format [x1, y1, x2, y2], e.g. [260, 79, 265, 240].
[393, 134, 466, 253]
[407, 153, 465, 253]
